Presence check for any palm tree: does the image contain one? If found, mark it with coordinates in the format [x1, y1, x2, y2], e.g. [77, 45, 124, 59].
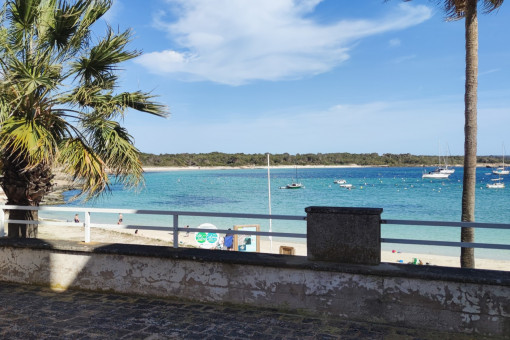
[0, 0, 168, 237]
[394, 0, 504, 268]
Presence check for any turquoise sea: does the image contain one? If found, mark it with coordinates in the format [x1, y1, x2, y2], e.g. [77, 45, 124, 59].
[48, 167, 510, 260]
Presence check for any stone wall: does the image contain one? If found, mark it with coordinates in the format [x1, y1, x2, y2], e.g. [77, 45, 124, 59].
[0, 239, 508, 338]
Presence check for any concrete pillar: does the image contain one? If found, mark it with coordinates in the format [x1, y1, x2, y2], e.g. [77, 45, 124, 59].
[305, 206, 383, 265]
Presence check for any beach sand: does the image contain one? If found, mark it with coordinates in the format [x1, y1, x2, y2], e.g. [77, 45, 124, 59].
[37, 223, 509, 272]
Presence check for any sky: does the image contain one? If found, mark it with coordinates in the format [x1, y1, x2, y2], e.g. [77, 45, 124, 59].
[99, 0, 509, 156]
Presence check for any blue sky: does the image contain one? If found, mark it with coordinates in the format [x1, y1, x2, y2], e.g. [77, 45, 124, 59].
[101, 0, 509, 156]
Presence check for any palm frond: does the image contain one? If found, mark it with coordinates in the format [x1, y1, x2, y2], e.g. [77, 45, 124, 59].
[72, 27, 140, 86]
[6, 53, 60, 95]
[0, 115, 59, 167]
[83, 115, 144, 190]
[114, 91, 169, 117]
[41, 0, 86, 51]
[68, 0, 112, 50]
[481, 0, 504, 13]
[58, 137, 110, 199]
[60, 87, 168, 119]
[439, 0, 504, 20]
[7, 0, 41, 33]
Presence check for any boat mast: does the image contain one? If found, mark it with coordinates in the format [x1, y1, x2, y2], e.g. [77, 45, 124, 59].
[267, 153, 273, 253]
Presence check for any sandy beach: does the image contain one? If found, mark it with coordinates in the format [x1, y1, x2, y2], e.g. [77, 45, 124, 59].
[37, 223, 510, 272]
[142, 164, 366, 172]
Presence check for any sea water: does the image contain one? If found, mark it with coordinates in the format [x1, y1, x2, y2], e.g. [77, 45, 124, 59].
[48, 167, 510, 260]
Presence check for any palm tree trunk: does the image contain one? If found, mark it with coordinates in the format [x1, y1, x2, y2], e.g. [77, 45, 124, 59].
[1, 151, 54, 238]
[461, 0, 478, 269]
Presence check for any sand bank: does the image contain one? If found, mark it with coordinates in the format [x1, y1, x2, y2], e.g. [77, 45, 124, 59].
[37, 223, 509, 272]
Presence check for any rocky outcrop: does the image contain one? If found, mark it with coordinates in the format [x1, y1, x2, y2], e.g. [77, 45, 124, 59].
[41, 172, 80, 205]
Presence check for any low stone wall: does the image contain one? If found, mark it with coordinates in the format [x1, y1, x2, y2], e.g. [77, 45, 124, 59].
[0, 239, 508, 338]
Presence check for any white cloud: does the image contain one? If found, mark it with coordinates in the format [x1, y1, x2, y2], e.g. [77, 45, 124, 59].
[479, 69, 500, 76]
[389, 38, 401, 47]
[135, 1, 432, 85]
[392, 54, 416, 64]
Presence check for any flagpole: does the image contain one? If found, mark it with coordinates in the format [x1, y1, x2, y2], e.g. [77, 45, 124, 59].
[267, 153, 273, 253]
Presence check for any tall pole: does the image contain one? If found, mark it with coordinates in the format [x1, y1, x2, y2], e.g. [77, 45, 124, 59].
[267, 153, 273, 253]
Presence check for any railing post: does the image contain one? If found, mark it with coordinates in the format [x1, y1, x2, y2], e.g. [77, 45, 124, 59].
[0, 209, 4, 237]
[306, 206, 383, 265]
[173, 214, 179, 248]
[84, 211, 91, 243]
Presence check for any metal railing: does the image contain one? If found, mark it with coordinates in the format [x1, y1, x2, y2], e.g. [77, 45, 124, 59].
[0, 205, 307, 247]
[1, 205, 509, 254]
[381, 219, 510, 250]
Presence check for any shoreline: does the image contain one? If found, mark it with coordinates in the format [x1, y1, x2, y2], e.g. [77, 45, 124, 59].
[142, 164, 366, 172]
[142, 163, 499, 172]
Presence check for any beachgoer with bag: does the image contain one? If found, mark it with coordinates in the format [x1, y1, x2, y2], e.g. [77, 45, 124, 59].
[224, 228, 234, 251]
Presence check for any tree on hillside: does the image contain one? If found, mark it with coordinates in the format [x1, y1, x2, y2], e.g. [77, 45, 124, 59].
[394, 0, 504, 268]
[0, 0, 168, 238]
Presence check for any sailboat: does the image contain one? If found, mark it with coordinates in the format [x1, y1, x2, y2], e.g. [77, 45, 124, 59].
[486, 176, 505, 189]
[422, 142, 451, 179]
[281, 166, 304, 189]
[438, 144, 455, 174]
[492, 144, 509, 175]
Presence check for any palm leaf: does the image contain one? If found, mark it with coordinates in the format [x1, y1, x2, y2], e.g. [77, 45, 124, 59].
[0, 116, 59, 167]
[72, 27, 140, 86]
[114, 91, 169, 117]
[83, 115, 144, 190]
[58, 137, 110, 199]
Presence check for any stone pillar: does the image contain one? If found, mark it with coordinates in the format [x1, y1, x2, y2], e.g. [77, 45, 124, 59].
[306, 206, 383, 265]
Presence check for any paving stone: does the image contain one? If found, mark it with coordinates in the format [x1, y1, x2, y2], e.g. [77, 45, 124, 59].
[0, 282, 499, 339]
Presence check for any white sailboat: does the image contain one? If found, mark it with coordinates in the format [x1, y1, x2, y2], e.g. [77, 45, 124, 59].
[486, 177, 505, 189]
[422, 170, 450, 179]
[438, 144, 455, 174]
[422, 142, 451, 179]
[492, 144, 509, 175]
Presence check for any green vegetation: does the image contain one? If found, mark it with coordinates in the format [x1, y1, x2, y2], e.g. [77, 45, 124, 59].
[140, 152, 504, 167]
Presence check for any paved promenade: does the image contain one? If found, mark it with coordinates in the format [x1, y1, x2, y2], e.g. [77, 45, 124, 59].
[0, 282, 489, 339]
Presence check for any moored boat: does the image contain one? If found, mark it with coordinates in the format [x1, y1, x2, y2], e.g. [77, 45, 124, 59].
[492, 143, 509, 175]
[283, 182, 304, 189]
[280, 166, 304, 189]
[492, 167, 509, 175]
[438, 167, 455, 174]
[486, 181, 505, 189]
[422, 170, 450, 179]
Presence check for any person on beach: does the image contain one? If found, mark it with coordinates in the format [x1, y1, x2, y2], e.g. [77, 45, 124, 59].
[74, 214, 80, 223]
[224, 229, 234, 251]
[218, 236, 224, 250]
[185, 225, 190, 237]
[117, 213, 123, 225]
